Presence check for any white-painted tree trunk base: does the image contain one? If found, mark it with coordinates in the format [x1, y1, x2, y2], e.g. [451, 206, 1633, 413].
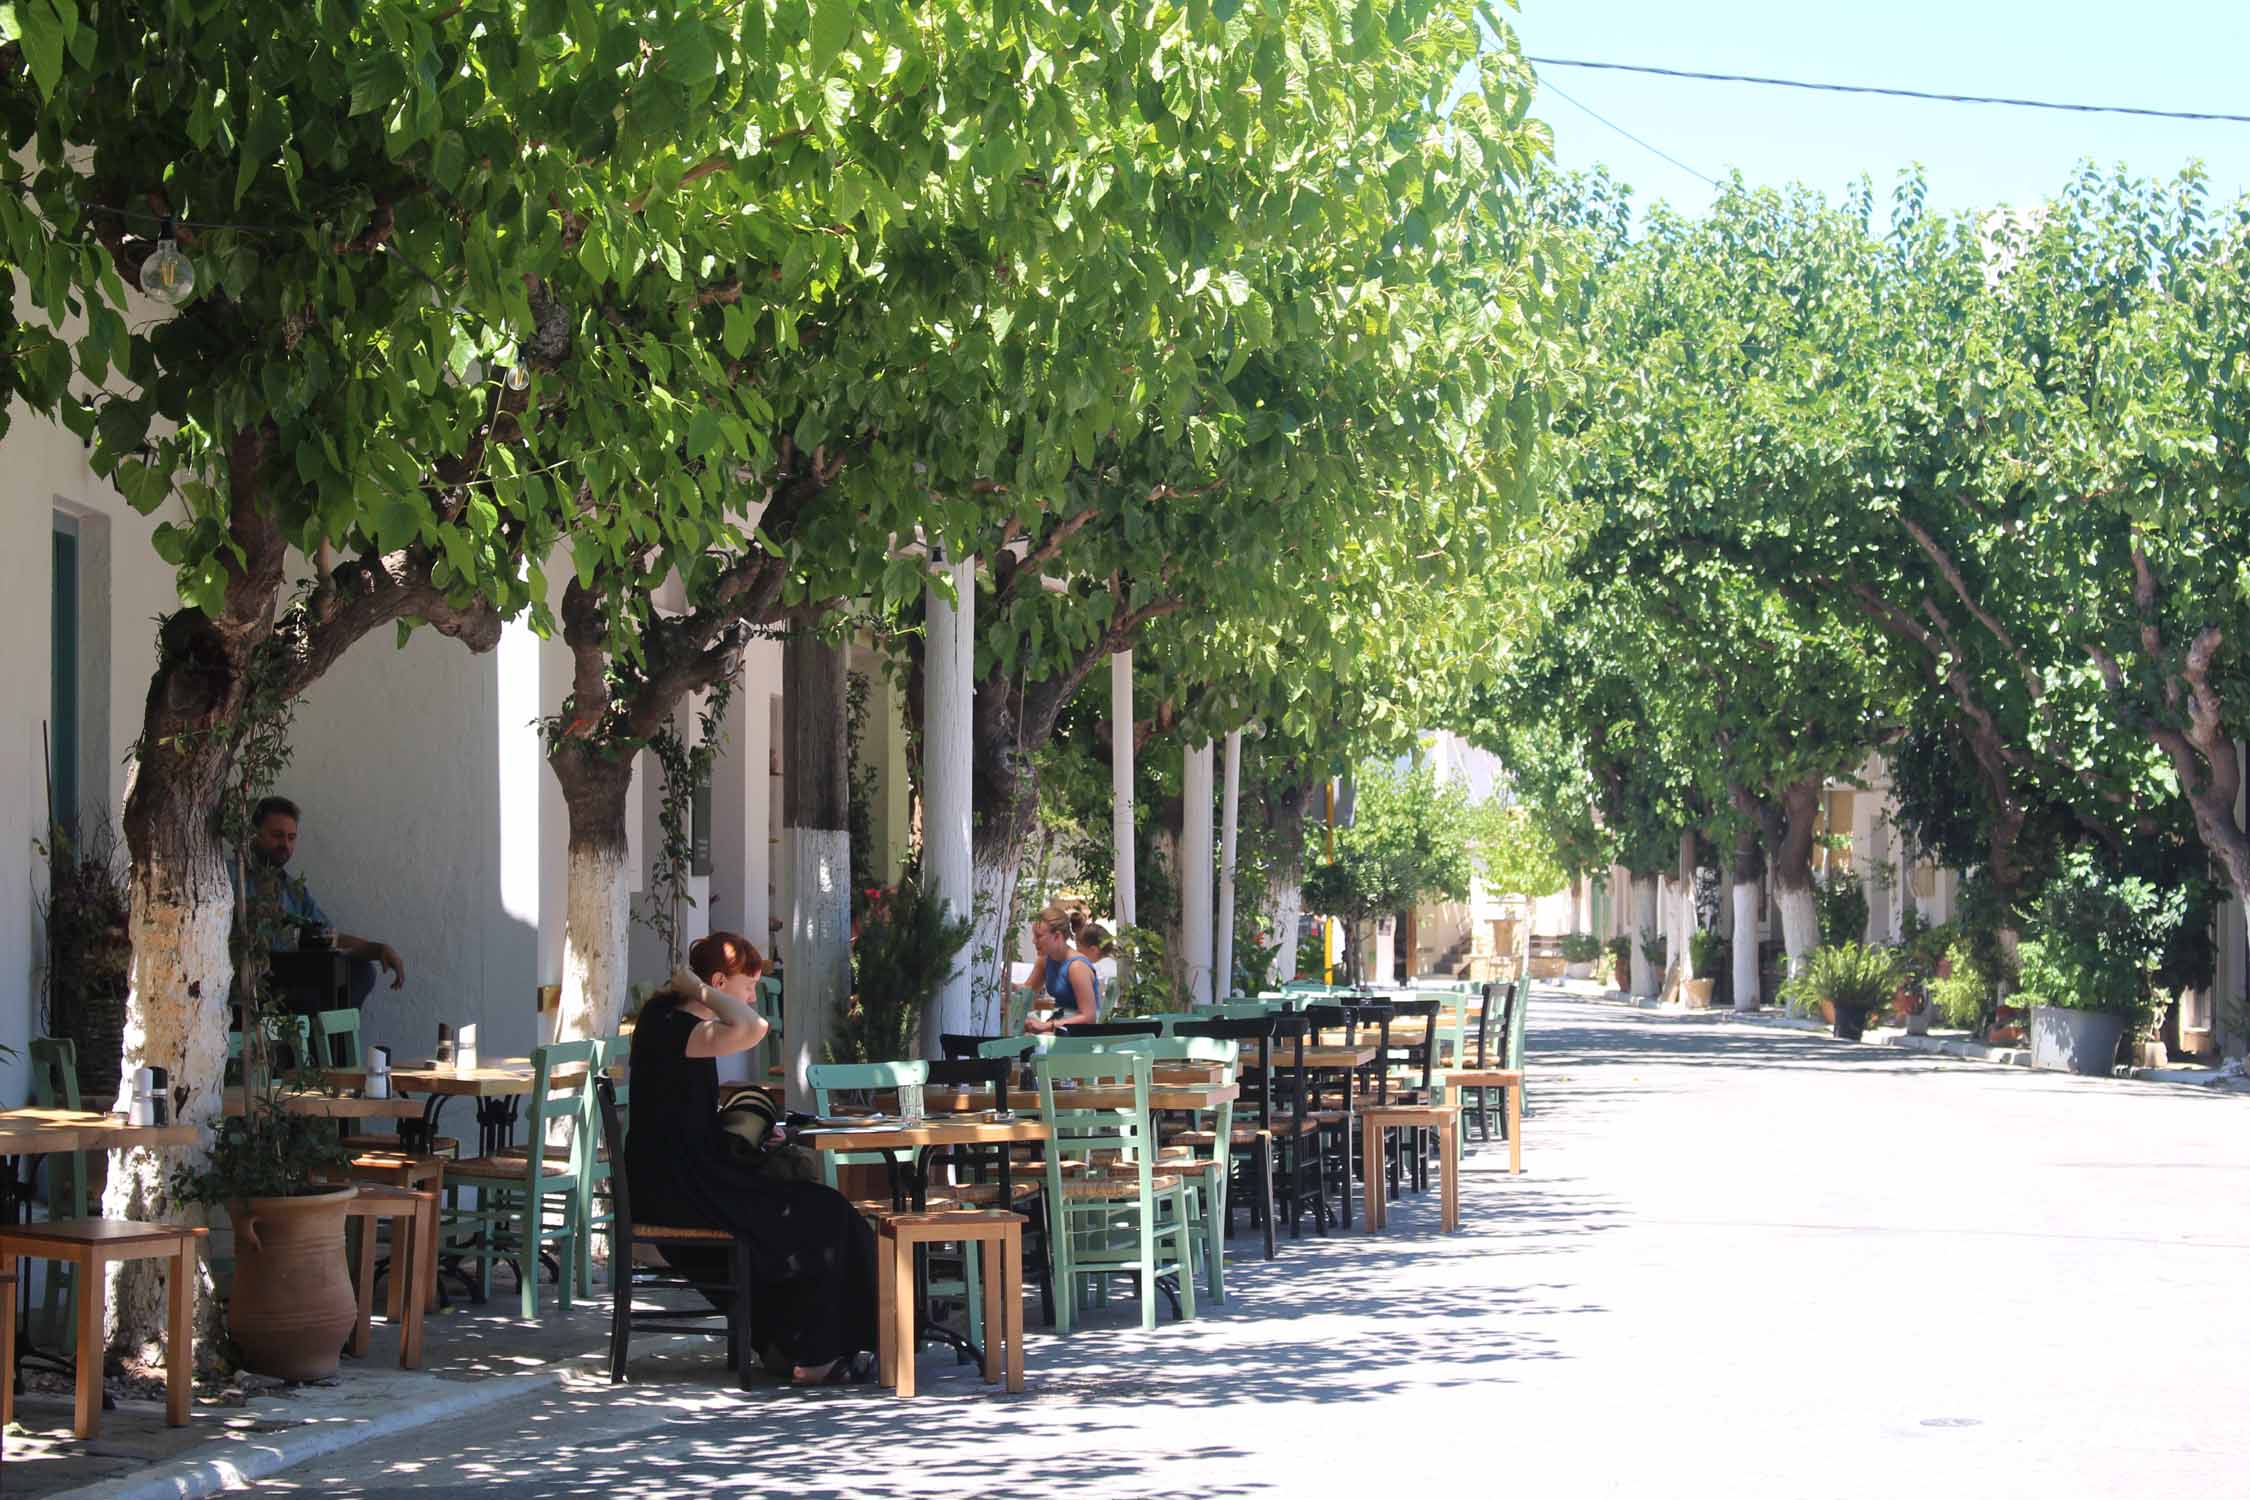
[104, 864, 232, 1352]
[1269, 877, 1303, 985]
[964, 841, 1025, 1036]
[923, 561, 975, 1047]
[1110, 651, 1136, 931]
[786, 827, 852, 1107]
[1628, 875, 1659, 998]
[559, 843, 631, 1042]
[1181, 742, 1216, 1005]
[1731, 880, 1762, 1011]
[1776, 884, 1819, 977]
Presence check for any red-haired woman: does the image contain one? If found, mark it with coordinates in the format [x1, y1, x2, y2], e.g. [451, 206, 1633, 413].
[628, 931, 878, 1384]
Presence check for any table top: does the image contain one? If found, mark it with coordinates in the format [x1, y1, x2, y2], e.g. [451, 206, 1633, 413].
[325, 1060, 610, 1099]
[794, 1116, 1053, 1154]
[0, 1109, 199, 1153]
[1249, 1046, 1376, 1071]
[223, 1087, 424, 1119]
[914, 1082, 1241, 1114]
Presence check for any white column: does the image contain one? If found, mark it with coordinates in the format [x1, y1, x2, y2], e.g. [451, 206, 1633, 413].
[1111, 650, 1136, 930]
[1216, 728, 1242, 998]
[1731, 879, 1762, 1012]
[1181, 739, 1216, 1005]
[924, 554, 976, 1041]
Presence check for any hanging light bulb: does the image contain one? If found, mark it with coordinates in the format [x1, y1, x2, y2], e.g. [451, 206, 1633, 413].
[139, 220, 196, 307]
[506, 364, 529, 392]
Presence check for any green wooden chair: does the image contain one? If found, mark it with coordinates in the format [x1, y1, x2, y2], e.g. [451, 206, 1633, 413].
[1143, 1036, 1238, 1302]
[1036, 1050, 1196, 1333]
[806, 1060, 929, 1192]
[446, 1041, 590, 1318]
[307, 1007, 363, 1069]
[27, 1038, 89, 1349]
[757, 975, 784, 1082]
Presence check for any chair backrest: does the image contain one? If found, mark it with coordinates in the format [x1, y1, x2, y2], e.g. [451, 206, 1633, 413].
[1387, 997, 1440, 1095]
[807, 1060, 931, 1186]
[1035, 1049, 1155, 1180]
[309, 1008, 363, 1069]
[1476, 980, 1517, 1068]
[1054, 1020, 1162, 1040]
[1504, 973, 1531, 1070]
[593, 1077, 635, 1239]
[1172, 1015, 1276, 1131]
[1046, 1034, 1158, 1057]
[924, 1057, 1010, 1108]
[524, 1038, 601, 1182]
[940, 1033, 1000, 1060]
[28, 1037, 80, 1110]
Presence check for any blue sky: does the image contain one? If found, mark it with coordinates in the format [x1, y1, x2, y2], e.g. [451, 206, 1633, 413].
[1501, 0, 2250, 221]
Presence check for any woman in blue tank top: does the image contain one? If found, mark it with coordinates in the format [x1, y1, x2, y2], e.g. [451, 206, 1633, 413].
[1022, 902, 1101, 1033]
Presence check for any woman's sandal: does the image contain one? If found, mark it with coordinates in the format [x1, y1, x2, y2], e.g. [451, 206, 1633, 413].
[805, 1350, 879, 1387]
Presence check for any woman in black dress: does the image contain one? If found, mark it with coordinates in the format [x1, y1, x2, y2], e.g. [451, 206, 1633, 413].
[628, 931, 879, 1384]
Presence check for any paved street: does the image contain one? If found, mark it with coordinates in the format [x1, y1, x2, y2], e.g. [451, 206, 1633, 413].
[254, 993, 2250, 1499]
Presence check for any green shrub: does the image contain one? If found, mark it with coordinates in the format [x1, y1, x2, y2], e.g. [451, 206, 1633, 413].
[830, 875, 971, 1063]
[1780, 942, 1901, 1017]
[1636, 929, 1667, 974]
[1815, 871, 1869, 948]
[1927, 941, 1992, 1030]
[1604, 934, 1630, 974]
[2016, 848, 2184, 1020]
[1560, 932, 1604, 965]
[1689, 928, 1725, 981]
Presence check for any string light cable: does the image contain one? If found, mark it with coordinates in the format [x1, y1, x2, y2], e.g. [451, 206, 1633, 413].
[1527, 56, 2250, 126]
[1538, 76, 1717, 188]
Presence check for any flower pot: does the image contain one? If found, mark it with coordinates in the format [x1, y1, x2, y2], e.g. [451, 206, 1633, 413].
[1682, 977, 1715, 1010]
[1564, 961, 1593, 981]
[1830, 1000, 1874, 1041]
[1612, 961, 1629, 991]
[2029, 1005, 2128, 1077]
[226, 1186, 357, 1381]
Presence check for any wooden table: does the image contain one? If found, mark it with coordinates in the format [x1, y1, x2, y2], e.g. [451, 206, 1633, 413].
[223, 1087, 424, 1120]
[915, 1082, 1240, 1114]
[323, 1061, 614, 1153]
[1441, 1069, 1523, 1175]
[0, 1112, 200, 1399]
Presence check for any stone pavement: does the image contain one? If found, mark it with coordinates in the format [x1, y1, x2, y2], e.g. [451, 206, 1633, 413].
[27, 990, 2250, 1499]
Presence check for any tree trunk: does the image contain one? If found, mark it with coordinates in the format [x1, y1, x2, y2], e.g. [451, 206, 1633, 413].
[784, 634, 851, 1104]
[968, 819, 1031, 1035]
[1627, 873, 1659, 998]
[552, 747, 635, 1043]
[1261, 774, 1316, 985]
[1730, 820, 1766, 1013]
[106, 721, 238, 1355]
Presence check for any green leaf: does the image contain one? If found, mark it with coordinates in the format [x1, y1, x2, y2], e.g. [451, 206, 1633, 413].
[809, 0, 855, 72]
[12, 0, 64, 99]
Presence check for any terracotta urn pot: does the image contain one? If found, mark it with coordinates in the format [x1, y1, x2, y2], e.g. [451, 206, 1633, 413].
[227, 1186, 357, 1381]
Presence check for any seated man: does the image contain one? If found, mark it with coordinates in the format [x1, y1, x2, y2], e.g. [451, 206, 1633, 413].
[241, 795, 405, 1007]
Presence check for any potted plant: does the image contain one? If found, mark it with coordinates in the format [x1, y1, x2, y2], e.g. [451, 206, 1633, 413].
[1604, 935, 1631, 991]
[172, 1077, 354, 1380]
[2016, 850, 2182, 1076]
[1559, 932, 1603, 982]
[1780, 942, 1901, 1041]
[1684, 929, 1722, 1009]
[829, 872, 974, 1060]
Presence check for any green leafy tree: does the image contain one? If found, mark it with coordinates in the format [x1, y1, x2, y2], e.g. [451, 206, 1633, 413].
[1304, 760, 1473, 985]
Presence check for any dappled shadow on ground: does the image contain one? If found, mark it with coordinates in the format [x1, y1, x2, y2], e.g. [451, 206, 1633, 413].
[270, 1164, 1623, 1499]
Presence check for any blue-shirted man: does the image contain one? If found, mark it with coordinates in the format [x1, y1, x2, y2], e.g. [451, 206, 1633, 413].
[244, 795, 405, 1002]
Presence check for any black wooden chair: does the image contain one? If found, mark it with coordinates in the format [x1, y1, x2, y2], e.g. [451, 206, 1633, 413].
[939, 1033, 1001, 1060]
[1267, 1009, 1346, 1233]
[1389, 998, 1446, 1193]
[1171, 1014, 1289, 1257]
[593, 1077, 754, 1387]
[1462, 980, 1522, 1146]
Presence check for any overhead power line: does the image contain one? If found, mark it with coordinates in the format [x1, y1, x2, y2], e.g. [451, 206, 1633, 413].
[1527, 56, 2250, 126]
[1539, 79, 1717, 189]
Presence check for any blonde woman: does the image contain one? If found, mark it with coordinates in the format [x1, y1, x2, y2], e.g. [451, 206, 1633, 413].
[1020, 903, 1102, 1033]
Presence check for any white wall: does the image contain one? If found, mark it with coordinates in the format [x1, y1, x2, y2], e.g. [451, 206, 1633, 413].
[284, 627, 541, 1065]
